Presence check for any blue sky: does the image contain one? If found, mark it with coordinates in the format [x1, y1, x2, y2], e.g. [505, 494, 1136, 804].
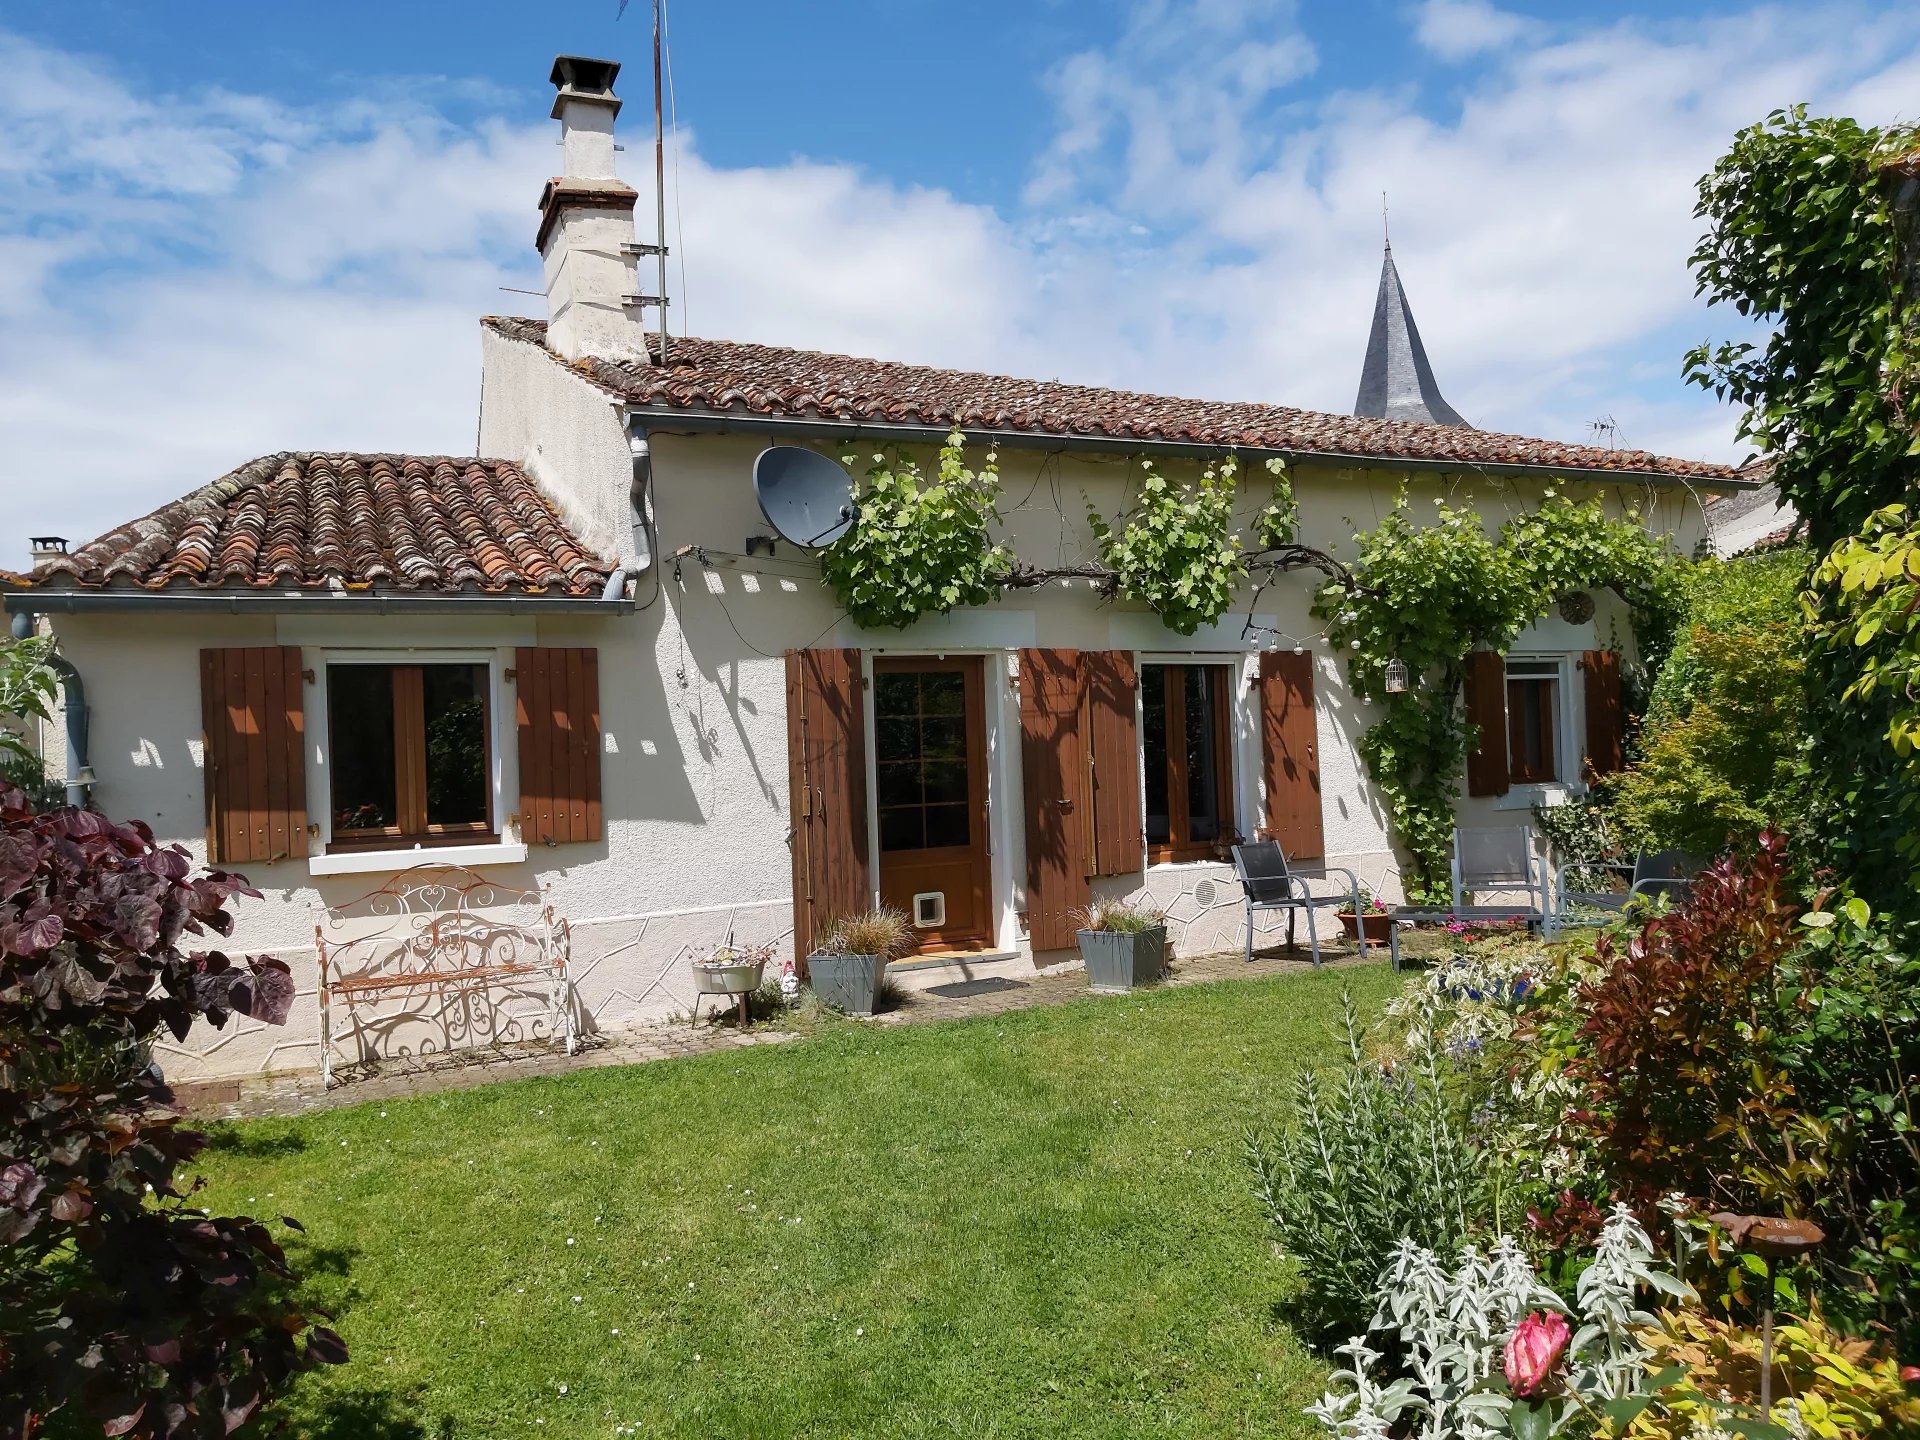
[4, 0, 1920, 545]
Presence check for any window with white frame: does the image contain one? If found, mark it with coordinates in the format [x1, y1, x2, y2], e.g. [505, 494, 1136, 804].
[1503, 657, 1563, 785]
[325, 660, 494, 852]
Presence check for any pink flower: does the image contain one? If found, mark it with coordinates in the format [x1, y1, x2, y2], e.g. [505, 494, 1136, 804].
[1505, 1311, 1570, 1397]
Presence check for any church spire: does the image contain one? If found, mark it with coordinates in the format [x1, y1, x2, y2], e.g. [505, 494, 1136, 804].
[1353, 239, 1470, 428]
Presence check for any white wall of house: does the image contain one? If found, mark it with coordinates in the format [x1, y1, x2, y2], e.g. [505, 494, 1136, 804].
[33, 338, 1711, 1082]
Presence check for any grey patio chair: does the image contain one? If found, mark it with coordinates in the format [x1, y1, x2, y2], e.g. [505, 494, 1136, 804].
[1231, 841, 1361, 967]
[1450, 826, 1549, 928]
[1545, 848, 1697, 938]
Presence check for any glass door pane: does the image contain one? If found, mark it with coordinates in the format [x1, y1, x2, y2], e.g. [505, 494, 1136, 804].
[1185, 666, 1223, 842]
[873, 669, 972, 854]
[1141, 665, 1171, 845]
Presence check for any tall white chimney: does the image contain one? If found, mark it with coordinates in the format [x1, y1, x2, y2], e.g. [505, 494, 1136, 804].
[539, 56, 649, 363]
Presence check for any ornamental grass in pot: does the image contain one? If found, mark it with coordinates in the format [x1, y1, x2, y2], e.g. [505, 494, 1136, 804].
[808, 908, 912, 1016]
[1337, 884, 1393, 949]
[1074, 899, 1169, 993]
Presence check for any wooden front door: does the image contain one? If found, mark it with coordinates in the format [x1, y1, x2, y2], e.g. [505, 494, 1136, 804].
[873, 657, 993, 953]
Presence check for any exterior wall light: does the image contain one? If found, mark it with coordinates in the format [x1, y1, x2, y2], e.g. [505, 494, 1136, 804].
[1384, 658, 1410, 694]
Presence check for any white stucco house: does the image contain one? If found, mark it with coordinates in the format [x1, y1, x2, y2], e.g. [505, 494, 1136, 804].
[3, 57, 1746, 1085]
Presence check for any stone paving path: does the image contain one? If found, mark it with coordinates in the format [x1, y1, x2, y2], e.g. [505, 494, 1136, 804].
[185, 936, 1392, 1123]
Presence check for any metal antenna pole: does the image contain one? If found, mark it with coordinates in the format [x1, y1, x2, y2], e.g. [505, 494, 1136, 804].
[653, 0, 670, 365]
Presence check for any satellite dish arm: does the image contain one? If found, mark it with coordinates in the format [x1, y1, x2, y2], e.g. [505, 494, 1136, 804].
[805, 505, 854, 547]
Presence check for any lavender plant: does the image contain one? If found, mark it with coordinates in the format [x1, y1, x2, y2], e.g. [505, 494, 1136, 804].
[1384, 946, 1590, 1203]
[1249, 989, 1491, 1339]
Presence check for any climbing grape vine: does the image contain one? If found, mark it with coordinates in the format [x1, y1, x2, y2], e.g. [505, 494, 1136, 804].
[1315, 493, 1682, 903]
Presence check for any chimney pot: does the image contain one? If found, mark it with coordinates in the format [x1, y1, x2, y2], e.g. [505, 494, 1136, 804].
[549, 55, 623, 119]
[29, 536, 68, 567]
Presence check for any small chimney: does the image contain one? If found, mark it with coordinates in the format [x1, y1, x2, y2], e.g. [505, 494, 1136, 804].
[538, 56, 649, 363]
[29, 536, 68, 569]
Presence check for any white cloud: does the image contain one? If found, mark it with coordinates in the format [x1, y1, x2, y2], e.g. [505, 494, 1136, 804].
[1025, 0, 1319, 214]
[4, 4, 1920, 555]
[1003, 1, 1920, 458]
[1414, 0, 1539, 63]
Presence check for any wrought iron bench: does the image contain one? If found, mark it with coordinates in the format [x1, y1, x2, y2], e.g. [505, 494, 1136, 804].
[313, 865, 576, 1086]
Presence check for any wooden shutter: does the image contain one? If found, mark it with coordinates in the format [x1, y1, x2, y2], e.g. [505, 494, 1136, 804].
[785, 648, 870, 966]
[1581, 649, 1625, 778]
[1019, 648, 1090, 951]
[1463, 651, 1510, 797]
[200, 646, 308, 865]
[1083, 649, 1144, 876]
[1258, 649, 1324, 860]
[515, 647, 603, 845]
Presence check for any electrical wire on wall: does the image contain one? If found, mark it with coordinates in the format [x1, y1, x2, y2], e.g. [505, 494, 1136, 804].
[669, 546, 842, 661]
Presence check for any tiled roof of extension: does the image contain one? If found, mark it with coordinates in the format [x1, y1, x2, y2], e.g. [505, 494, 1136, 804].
[25, 453, 613, 596]
[482, 316, 1743, 485]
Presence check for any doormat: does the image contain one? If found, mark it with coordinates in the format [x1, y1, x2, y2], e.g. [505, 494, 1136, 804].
[926, 977, 1030, 1000]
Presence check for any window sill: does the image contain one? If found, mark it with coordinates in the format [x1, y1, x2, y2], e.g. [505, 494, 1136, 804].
[1146, 856, 1232, 873]
[1494, 783, 1578, 811]
[307, 841, 530, 877]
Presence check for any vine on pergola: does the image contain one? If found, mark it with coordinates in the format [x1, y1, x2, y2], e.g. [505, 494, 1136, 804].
[816, 430, 1683, 902]
[1313, 492, 1682, 904]
[819, 431, 1336, 634]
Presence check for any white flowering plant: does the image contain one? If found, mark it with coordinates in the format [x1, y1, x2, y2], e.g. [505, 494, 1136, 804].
[1383, 941, 1595, 1208]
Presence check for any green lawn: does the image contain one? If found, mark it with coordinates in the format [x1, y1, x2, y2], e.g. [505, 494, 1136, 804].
[196, 962, 1402, 1439]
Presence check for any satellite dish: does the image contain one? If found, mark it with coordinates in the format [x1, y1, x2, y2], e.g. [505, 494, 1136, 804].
[753, 446, 857, 549]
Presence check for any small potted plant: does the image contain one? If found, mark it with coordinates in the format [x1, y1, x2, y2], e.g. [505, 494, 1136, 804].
[690, 942, 771, 998]
[1074, 898, 1168, 993]
[691, 942, 771, 994]
[1337, 884, 1392, 948]
[689, 941, 773, 1025]
[808, 908, 911, 1016]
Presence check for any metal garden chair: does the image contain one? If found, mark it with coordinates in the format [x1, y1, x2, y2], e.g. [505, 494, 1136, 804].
[1230, 841, 1361, 966]
[1546, 848, 1697, 938]
[1449, 826, 1549, 929]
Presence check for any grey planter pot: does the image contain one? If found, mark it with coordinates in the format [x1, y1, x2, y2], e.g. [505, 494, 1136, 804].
[807, 952, 886, 1016]
[1077, 926, 1168, 993]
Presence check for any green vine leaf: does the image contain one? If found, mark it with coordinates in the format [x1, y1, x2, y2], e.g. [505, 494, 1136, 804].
[1090, 455, 1246, 636]
[818, 429, 1012, 630]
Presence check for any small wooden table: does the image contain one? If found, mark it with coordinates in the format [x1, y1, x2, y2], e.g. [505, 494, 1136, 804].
[1385, 906, 1542, 970]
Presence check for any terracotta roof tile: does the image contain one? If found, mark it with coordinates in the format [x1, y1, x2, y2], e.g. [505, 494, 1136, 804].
[482, 316, 1741, 484]
[28, 453, 613, 597]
